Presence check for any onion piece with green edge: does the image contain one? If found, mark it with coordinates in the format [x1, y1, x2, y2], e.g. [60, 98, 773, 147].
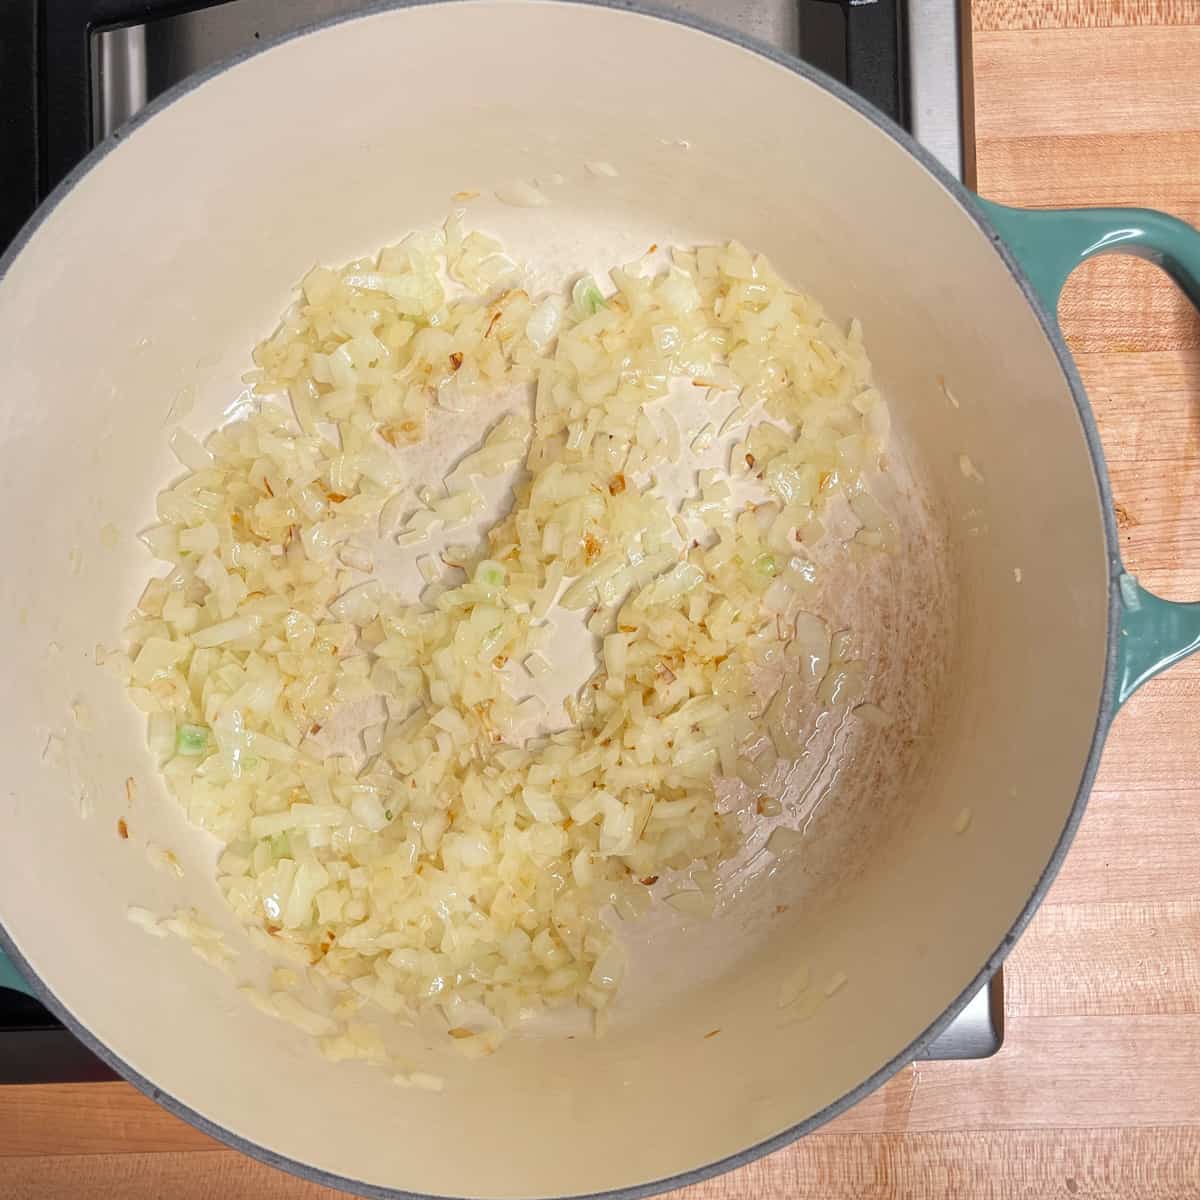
[175, 723, 209, 756]
[571, 275, 607, 317]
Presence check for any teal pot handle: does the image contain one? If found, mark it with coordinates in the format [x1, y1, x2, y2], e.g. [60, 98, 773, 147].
[978, 199, 1200, 706]
[0, 949, 34, 998]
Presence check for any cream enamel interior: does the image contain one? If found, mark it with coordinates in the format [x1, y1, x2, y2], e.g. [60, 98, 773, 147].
[0, 3, 1111, 1197]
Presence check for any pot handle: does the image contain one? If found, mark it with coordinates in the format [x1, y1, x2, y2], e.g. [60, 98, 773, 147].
[0, 949, 34, 998]
[976, 199, 1200, 705]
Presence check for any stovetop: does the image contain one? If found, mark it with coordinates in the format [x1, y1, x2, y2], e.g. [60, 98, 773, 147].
[0, 0, 995, 1085]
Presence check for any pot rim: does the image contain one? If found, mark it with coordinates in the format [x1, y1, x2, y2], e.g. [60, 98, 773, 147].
[0, 2, 1121, 1197]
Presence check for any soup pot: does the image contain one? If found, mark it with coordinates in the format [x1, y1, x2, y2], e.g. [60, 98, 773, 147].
[1, 2, 1198, 1197]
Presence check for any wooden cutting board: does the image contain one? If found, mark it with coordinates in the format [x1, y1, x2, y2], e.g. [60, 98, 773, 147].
[3, 2, 1198, 1196]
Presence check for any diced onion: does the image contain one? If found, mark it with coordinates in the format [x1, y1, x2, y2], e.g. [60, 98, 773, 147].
[778, 964, 811, 1007]
[121, 214, 890, 1072]
[494, 179, 550, 207]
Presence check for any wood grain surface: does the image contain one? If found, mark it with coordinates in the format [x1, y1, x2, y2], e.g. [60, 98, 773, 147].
[3, 1, 1199, 1196]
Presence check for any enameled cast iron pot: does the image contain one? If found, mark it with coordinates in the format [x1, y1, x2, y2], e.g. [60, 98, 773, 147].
[1, 3, 1199, 1197]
